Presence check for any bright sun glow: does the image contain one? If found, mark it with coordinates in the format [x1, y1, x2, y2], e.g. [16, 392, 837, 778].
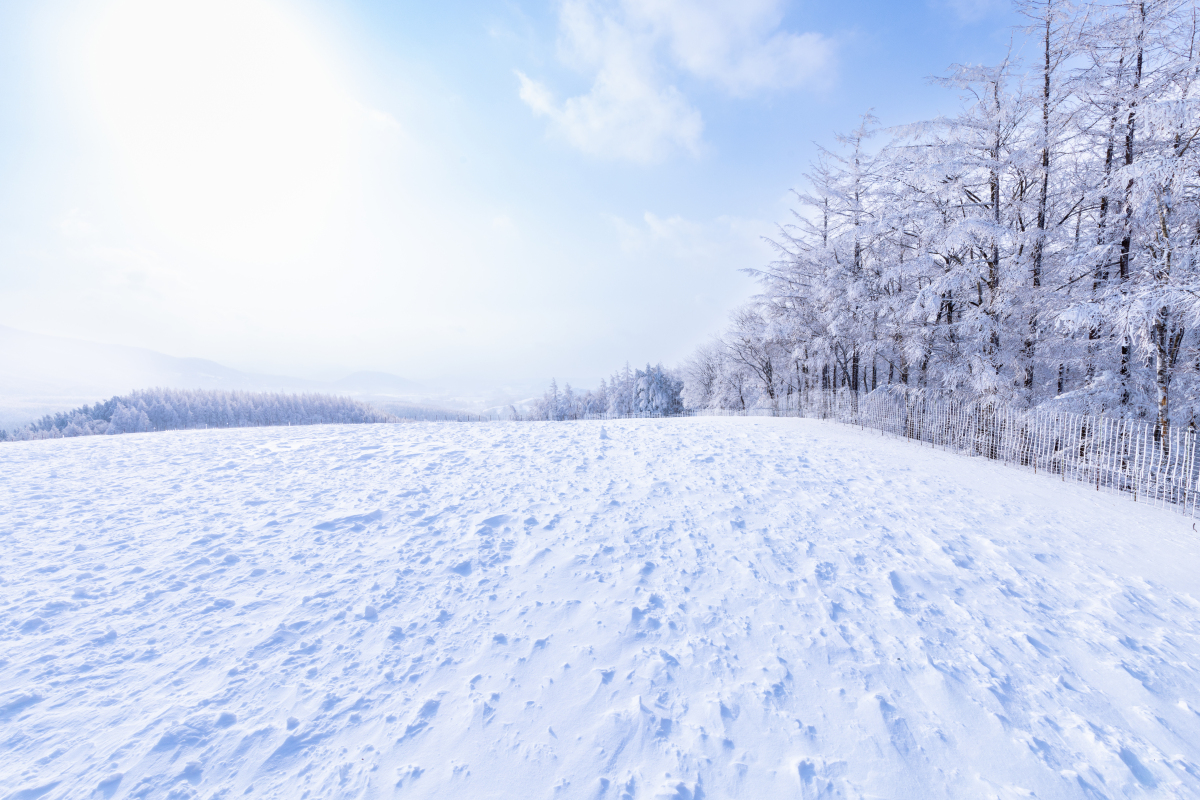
[86, 0, 355, 261]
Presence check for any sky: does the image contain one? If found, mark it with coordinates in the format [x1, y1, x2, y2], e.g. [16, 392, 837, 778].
[0, 0, 1023, 395]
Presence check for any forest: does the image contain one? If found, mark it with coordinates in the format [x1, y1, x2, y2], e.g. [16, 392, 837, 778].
[672, 0, 1200, 435]
[0, 387, 393, 441]
[528, 363, 684, 420]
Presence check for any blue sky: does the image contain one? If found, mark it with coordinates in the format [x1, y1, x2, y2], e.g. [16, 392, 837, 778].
[0, 0, 1021, 394]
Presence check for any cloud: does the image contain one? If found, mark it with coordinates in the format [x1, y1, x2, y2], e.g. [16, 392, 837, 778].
[626, 0, 834, 96]
[517, 69, 702, 163]
[613, 211, 706, 256]
[520, 0, 834, 162]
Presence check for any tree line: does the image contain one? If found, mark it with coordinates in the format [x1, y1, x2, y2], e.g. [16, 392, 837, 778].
[530, 363, 684, 419]
[1, 387, 394, 441]
[683, 0, 1200, 435]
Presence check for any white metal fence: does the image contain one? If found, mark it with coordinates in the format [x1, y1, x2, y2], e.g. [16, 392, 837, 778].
[17, 385, 1188, 514]
[748, 388, 1198, 517]
[528, 389, 1199, 516]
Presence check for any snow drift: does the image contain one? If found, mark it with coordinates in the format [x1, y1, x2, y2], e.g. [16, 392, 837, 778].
[1, 417, 1197, 799]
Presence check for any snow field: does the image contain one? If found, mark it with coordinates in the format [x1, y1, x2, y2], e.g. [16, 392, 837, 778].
[1, 417, 1198, 799]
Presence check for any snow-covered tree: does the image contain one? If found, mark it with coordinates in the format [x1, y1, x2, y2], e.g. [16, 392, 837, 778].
[4, 388, 394, 441]
[685, 0, 1200, 437]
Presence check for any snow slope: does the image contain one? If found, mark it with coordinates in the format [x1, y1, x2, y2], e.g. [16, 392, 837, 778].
[1, 417, 1197, 799]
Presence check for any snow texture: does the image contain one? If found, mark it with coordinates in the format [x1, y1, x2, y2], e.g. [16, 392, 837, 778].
[1, 417, 1197, 799]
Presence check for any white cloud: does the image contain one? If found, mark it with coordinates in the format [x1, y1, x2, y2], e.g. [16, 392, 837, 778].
[517, 0, 703, 163]
[626, 0, 834, 95]
[614, 211, 706, 257]
[517, 68, 702, 163]
[519, 0, 834, 162]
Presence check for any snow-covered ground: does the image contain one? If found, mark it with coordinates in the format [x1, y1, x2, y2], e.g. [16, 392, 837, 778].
[1, 417, 1197, 799]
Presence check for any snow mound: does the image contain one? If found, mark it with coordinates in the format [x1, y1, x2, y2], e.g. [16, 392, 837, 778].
[2, 418, 1198, 798]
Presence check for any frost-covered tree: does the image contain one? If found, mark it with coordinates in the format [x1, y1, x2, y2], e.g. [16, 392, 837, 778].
[4, 388, 394, 441]
[531, 362, 684, 419]
[685, 0, 1200, 436]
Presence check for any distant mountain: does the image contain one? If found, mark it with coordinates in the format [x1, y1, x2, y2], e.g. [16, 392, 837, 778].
[0, 326, 423, 429]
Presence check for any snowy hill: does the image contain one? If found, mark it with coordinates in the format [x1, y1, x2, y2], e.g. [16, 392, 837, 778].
[1, 417, 1197, 799]
[0, 324, 326, 396]
[0, 326, 436, 429]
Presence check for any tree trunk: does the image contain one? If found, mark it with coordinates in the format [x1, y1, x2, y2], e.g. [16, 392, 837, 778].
[1118, 3, 1145, 407]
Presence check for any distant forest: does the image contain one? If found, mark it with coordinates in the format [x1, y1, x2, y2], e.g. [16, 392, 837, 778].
[529, 363, 684, 420]
[1, 387, 394, 441]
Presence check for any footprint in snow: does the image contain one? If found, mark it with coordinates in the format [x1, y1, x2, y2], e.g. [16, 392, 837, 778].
[815, 562, 837, 584]
[200, 599, 234, 613]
